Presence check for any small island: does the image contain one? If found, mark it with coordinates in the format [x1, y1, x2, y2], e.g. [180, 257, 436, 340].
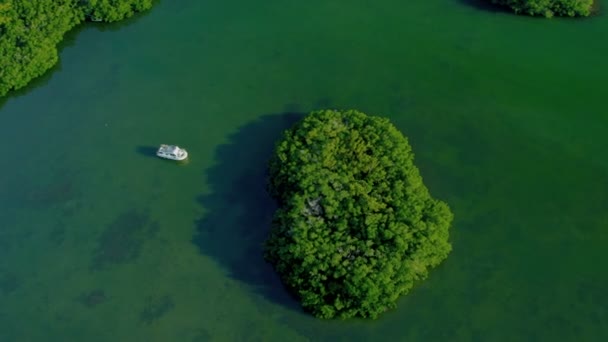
[264, 109, 453, 319]
[490, 0, 594, 17]
[0, 0, 153, 97]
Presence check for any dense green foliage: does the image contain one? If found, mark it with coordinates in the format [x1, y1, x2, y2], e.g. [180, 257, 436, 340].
[264, 110, 453, 319]
[81, 0, 154, 23]
[490, 0, 594, 17]
[0, 0, 153, 97]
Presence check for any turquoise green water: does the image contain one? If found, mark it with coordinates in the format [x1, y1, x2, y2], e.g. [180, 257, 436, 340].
[1, 0, 607, 340]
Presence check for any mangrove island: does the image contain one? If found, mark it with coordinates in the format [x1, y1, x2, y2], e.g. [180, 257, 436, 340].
[0, 0, 154, 97]
[264, 109, 453, 319]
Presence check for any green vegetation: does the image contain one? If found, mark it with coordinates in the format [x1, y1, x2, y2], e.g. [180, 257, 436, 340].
[0, 0, 153, 97]
[82, 0, 154, 23]
[264, 110, 453, 319]
[490, 0, 594, 17]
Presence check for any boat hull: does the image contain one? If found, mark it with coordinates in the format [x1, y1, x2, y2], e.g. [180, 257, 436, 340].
[157, 151, 188, 161]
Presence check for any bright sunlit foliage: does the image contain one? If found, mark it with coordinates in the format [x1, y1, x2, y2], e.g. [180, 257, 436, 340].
[490, 0, 594, 17]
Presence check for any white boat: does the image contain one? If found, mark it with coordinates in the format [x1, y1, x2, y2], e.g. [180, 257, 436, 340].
[156, 144, 188, 161]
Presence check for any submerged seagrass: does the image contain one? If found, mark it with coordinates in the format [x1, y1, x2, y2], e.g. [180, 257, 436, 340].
[264, 110, 453, 319]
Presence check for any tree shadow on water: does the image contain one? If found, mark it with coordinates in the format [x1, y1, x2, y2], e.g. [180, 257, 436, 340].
[193, 112, 304, 311]
[457, 0, 509, 13]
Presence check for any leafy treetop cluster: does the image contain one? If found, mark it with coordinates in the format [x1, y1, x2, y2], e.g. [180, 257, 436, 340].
[81, 0, 154, 23]
[490, 0, 594, 17]
[0, 0, 153, 97]
[264, 110, 453, 319]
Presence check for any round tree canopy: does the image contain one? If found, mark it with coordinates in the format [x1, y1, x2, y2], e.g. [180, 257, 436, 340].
[265, 109, 453, 319]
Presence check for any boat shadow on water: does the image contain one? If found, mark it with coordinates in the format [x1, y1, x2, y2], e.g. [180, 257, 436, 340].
[193, 112, 304, 312]
[135, 145, 158, 157]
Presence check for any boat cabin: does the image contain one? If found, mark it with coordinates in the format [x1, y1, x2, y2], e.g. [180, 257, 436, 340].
[157, 144, 188, 161]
